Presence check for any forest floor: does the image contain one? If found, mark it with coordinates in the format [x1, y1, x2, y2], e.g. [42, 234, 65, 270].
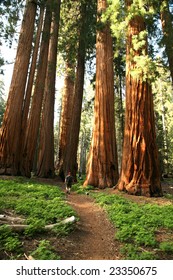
[33, 177, 173, 260]
[1, 176, 173, 260]
[32, 178, 122, 260]
[53, 189, 121, 260]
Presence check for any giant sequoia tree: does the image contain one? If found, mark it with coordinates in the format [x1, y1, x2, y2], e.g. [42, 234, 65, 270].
[0, 0, 37, 175]
[21, 0, 52, 177]
[57, 0, 96, 180]
[65, 1, 87, 180]
[21, 4, 45, 136]
[117, 0, 163, 196]
[37, 0, 61, 178]
[57, 61, 75, 180]
[84, 0, 119, 188]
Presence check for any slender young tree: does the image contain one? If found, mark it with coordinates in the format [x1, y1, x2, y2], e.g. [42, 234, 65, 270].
[37, 0, 61, 178]
[84, 0, 119, 188]
[117, 0, 162, 196]
[21, 0, 52, 177]
[160, 0, 173, 85]
[0, 0, 37, 175]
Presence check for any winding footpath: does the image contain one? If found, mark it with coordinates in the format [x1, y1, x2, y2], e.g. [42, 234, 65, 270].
[57, 191, 121, 260]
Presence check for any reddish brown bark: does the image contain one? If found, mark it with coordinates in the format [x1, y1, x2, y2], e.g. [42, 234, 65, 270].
[64, 1, 87, 180]
[0, 0, 37, 175]
[117, 1, 162, 196]
[22, 4, 45, 133]
[56, 61, 75, 180]
[36, 0, 61, 178]
[84, 0, 119, 188]
[21, 0, 52, 177]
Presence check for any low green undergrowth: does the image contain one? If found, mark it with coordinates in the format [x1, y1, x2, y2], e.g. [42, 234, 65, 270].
[92, 192, 173, 260]
[0, 225, 22, 256]
[31, 240, 60, 260]
[0, 177, 76, 259]
[71, 182, 94, 194]
[164, 193, 173, 200]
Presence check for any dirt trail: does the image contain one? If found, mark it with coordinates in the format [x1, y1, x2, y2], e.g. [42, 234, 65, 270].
[43, 178, 173, 260]
[56, 191, 121, 260]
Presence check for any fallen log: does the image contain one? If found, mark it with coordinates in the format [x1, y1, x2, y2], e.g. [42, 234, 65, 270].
[0, 215, 76, 233]
[45, 215, 76, 229]
[0, 214, 25, 224]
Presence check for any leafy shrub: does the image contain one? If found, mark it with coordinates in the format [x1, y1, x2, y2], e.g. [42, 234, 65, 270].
[0, 225, 22, 254]
[52, 222, 74, 236]
[24, 218, 46, 236]
[120, 244, 156, 260]
[71, 183, 94, 194]
[4, 236, 22, 252]
[159, 242, 173, 253]
[31, 240, 60, 260]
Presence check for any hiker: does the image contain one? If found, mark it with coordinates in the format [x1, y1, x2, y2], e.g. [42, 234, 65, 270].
[65, 171, 73, 194]
[78, 171, 82, 180]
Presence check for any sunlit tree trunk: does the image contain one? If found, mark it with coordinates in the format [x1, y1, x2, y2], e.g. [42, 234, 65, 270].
[21, 0, 52, 177]
[0, 0, 37, 175]
[84, 0, 119, 188]
[56, 61, 75, 180]
[160, 0, 173, 85]
[37, 0, 61, 178]
[117, 0, 162, 197]
[21, 4, 44, 134]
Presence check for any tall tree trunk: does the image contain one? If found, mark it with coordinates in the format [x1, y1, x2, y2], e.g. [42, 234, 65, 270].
[37, 0, 61, 178]
[117, 0, 162, 197]
[79, 132, 87, 174]
[115, 67, 125, 168]
[64, 1, 87, 180]
[160, 88, 169, 173]
[84, 0, 119, 188]
[160, 0, 173, 85]
[22, 4, 44, 134]
[21, 0, 52, 177]
[0, 0, 37, 175]
[56, 61, 75, 180]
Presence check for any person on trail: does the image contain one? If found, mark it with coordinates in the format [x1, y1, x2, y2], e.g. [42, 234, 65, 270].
[65, 171, 73, 194]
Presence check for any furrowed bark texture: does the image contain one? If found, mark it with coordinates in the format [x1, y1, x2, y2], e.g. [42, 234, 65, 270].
[84, 0, 119, 188]
[21, 0, 52, 177]
[65, 2, 87, 180]
[0, 1, 37, 175]
[37, 0, 61, 178]
[21, 4, 44, 134]
[117, 0, 162, 197]
[57, 62, 75, 180]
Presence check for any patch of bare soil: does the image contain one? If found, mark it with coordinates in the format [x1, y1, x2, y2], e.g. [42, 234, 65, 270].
[53, 191, 121, 260]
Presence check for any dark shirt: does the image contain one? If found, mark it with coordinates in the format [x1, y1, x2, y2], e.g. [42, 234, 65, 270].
[65, 175, 73, 187]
